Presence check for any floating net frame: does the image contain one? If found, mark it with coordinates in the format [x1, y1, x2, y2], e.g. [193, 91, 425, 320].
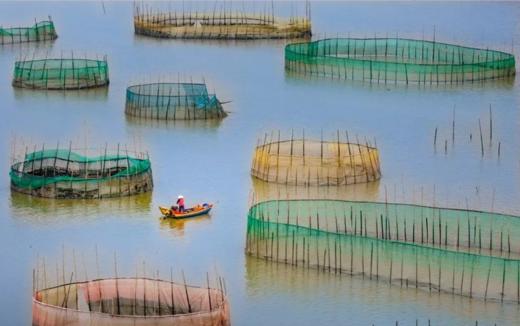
[12, 53, 109, 90]
[251, 130, 381, 186]
[0, 18, 57, 44]
[125, 81, 227, 120]
[33, 278, 230, 326]
[246, 199, 520, 303]
[10, 145, 153, 199]
[248, 198, 520, 257]
[32, 253, 230, 326]
[285, 38, 516, 85]
[133, 2, 311, 40]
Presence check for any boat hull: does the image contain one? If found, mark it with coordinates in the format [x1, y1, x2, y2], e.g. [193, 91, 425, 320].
[159, 205, 212, 219]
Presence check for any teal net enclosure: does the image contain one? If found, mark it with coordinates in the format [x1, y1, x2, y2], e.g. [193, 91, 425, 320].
[12, 55, 109, 90]
[10, 147, 153, 199]
[0, 19, 57, 44]
[246, 199, 520, 303]
[125, 82, 227, 120]
[285, 38, 516, 85]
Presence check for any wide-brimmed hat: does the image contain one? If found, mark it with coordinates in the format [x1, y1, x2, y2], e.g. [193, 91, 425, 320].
[178, 195, 184, 199]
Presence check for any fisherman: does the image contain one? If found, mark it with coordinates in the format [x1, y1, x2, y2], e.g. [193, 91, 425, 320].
[176, 195, 185, 213]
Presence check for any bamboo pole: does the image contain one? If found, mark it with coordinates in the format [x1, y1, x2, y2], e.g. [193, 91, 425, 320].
[182, 270, 192, 313]
[479, 119, 484, 157]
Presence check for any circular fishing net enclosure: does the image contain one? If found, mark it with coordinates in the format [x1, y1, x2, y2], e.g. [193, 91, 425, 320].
[246, 199, 520, 303]
[0, 19, 57, 44]
[251, 132, 381, 186]
[285, 38, 516, 84]
[10, 147, 153, 199]
[125, 82, 227, 120]
[33, 278, 230, 326]
[134, 8, 311, 40]
[12, 56, 109, 90]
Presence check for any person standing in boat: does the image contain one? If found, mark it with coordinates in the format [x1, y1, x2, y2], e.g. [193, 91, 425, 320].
[176, 195, 185, 213]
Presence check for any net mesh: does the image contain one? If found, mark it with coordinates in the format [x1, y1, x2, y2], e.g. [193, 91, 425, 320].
[33, 278, 230, 326]
[246, 200, 520, 303]
[0, 20, 57, 44]
[125, 82, 226, 120]
[134, 12, 311, 40]
[13, 57, 109, 90]
[10, 148, 153, 199]
[285, 38, 516, 84]
[251, 134, 381, 186]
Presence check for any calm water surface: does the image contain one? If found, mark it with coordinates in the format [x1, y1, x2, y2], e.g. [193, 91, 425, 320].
[1, 1, 520, 325]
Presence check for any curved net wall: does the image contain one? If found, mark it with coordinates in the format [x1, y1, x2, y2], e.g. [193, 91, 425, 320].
[251, 133, 381, 186]
[134, 10, 311, 40]
[125, 82, 226, 120]
[285, 38, 516, 84]
[10, 148, 153, 199]
[13, 57, 109, 90]
[0, 20, 57, 44]
[33, 278, 230, 326]
[246, 200, 520, 303]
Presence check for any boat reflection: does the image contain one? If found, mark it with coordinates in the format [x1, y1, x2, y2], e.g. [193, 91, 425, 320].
[159, 213, 211, 237]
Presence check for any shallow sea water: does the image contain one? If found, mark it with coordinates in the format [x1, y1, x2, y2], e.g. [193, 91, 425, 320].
[0, 1, 520, 325]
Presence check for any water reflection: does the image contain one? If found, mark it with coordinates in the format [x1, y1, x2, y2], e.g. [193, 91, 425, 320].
[13, 86, 109, 101]
[284, 70, 516, 91]
[125, 115, 223, 131]
[0, 41, 54, 55]
[251, 177, 380, 202]
[132, 33, 308, 48]
[159, 214, 211, 237]
[245, 255, 519, 325]
[9, 191, 152, 224]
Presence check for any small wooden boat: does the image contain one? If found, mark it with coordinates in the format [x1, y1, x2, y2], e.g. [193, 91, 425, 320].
[159, 204, 213, 219]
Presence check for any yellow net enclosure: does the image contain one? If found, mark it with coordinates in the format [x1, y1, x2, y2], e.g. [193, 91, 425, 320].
[251, 131, 381, 186]
[133, 2, 311, 40]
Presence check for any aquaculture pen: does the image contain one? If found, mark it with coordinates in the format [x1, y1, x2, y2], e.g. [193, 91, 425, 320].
[285, 38, 515, 85]
[246, 199, 520, 303]
[251, 130, 381, 186]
